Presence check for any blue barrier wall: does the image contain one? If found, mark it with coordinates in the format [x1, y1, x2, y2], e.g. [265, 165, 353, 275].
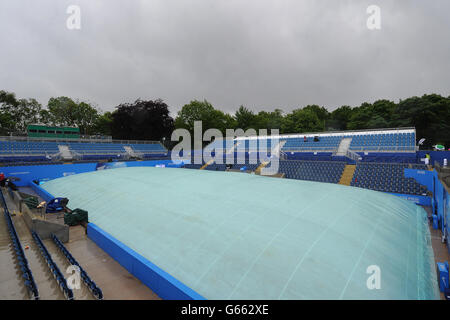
[417, 151, 450, 166]
[388, 193, 432, 206]
[0, 163, 97, 186]
[356, 152, 418, 163]
[446, 192, 450, 253]
[87, 223, 205, 300]
[0, 160, 178, 187]
[431, 169, 450, 252]
[404, 168, 434, 191]
[432, 172, 450, 253]
[29, 181, 55, 202]
[435, 172, 445, 231]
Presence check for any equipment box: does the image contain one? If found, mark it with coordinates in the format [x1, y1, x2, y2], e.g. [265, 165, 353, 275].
[64, 208, 88, 226]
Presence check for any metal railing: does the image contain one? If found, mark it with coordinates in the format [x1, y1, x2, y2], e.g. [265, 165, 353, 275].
[32, 231, 74, 300]
[233, 127, 416, 140]
[51, 234, 103, 300]
[0, 150, 167, 156]
[195, 144, 415, 155]
[348, 145, 416, 152]
[345, 150, 363, 162]
[283, 145, 415, 153]
[278, 126, 416, 137]
[283, 147, 338, 152]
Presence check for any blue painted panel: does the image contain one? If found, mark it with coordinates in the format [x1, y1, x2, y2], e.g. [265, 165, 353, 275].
[0, 163, 97, 186]
[87, 223, 205, 300]
[404, 168, 433, 191]
[388, 193, 432, 206]
[417, 151, 450, 166]
[29, 181, 55, 202]
[445, 191, 450, 254]
[0, 160, 179, 187]
[436, 177, 445, 228]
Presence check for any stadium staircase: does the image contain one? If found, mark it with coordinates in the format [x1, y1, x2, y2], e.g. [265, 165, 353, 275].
[255, 161, 269, 174]
[338, 164, 356, 186]
[271, 140, 286, 155]
[200, 159, 214, 170]
[123, 146, 141, 159]
[334, 138, 352, 156]
[57, 145, 73, 161]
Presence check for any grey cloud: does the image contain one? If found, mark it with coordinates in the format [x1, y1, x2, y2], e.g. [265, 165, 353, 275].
[0, 0, 449, 117]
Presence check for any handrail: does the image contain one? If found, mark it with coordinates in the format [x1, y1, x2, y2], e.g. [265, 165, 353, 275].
[210, 145, 416, 153]
[279, 159, 347, 164]
[51, 234, 103, 300]
[271, 126, 416, 136]
[356, 161, 427, 167]
[345, 150, 363, 162]
[0, 188, 39, 300]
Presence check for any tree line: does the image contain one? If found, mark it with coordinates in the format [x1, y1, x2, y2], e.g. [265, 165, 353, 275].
[1, 90, 449, 148]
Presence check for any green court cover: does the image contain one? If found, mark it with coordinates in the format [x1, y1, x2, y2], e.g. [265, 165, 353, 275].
[42, 167, 439, 299]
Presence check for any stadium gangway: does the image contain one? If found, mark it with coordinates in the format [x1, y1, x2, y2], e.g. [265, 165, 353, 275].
[0, 188, 39, 300]
[51, 233, 103, 300]
[31, 231, 74, 300]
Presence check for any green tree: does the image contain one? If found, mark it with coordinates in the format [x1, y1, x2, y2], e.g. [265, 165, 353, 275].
[392, 94, 450, 148]
[46, 96, 78, 126]
[0, 90, 18, 134]
[0, 90, 43, 134]
[302, 105, 329, 127]
[347, 100, 395, 130]
[282, 108, 323, 133]
[254, 109, 284, 132]
[175, 100, 233, 135]
[94, 111, 113, 136]
[111, 99, 174, 141]
[46, 97, 100, 134]
[328, 106, 352, 130]
[234, 106, 257, 130]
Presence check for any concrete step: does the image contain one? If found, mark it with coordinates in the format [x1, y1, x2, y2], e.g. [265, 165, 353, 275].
[335, 138, 352, 156]
[58, 145, 73, 161]
[255, 161, 269, 175]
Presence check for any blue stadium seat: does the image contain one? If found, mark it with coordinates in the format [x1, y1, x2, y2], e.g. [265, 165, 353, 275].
[350, 162, 428, 195]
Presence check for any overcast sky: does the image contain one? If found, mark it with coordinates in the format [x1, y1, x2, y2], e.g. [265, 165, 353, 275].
[0, 0, 449, 116]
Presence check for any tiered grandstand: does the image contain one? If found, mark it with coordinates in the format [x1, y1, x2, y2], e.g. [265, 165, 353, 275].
[0, 136, 168, 164]
[278, 160, 346, 183]
[231, 127, 416, 153]
[0, 127, 437, 197]
[1, 125, 449, 300]
[181, 127, 435, 197]
[351, 162, 429, 195]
